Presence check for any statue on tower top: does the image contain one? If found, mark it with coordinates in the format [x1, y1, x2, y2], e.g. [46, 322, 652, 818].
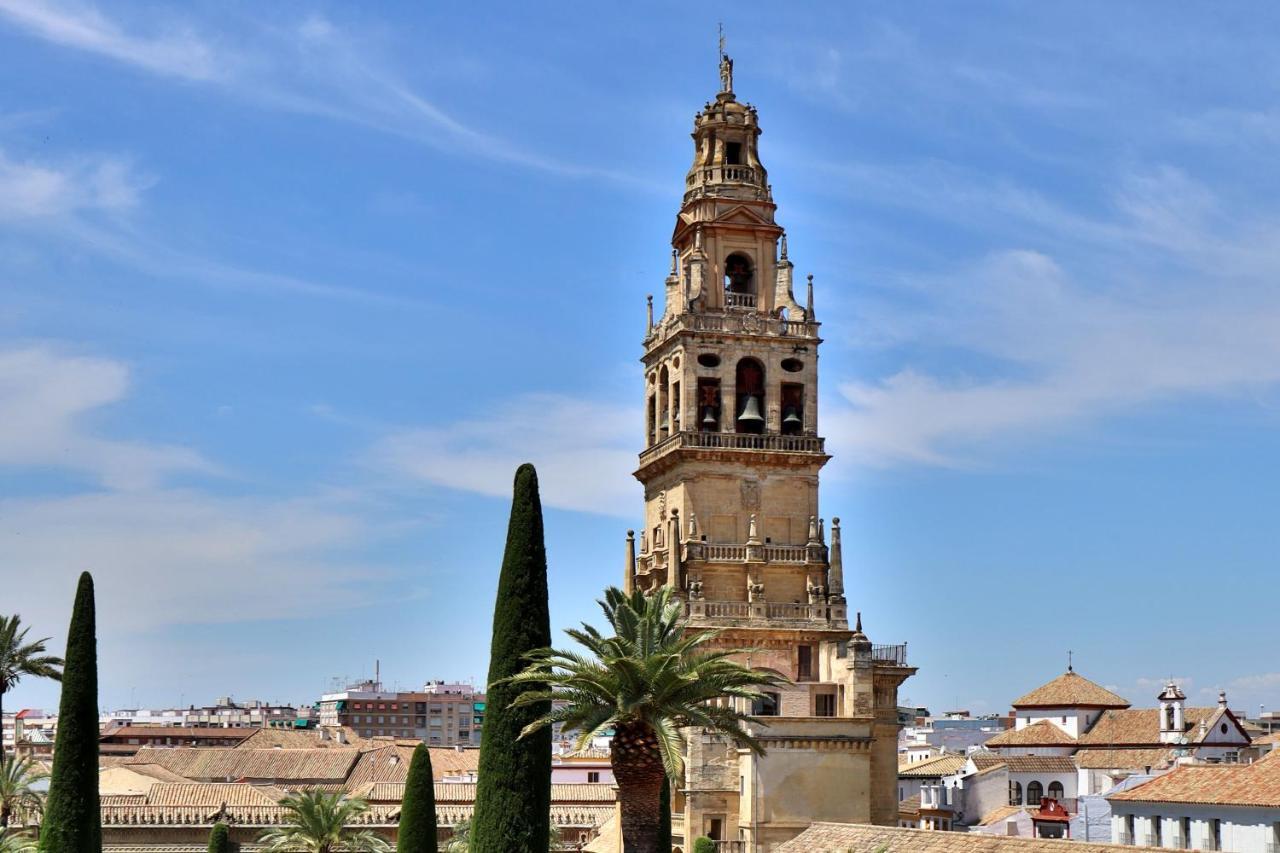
[718, 25, 733, 93]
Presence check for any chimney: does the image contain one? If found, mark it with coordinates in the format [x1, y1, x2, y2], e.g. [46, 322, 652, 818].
[335, 728, 347, 745]
[1219, 690, 1229, 710]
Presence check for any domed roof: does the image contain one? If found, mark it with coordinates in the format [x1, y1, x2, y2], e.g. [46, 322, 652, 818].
[1011, 670, 1131, 709]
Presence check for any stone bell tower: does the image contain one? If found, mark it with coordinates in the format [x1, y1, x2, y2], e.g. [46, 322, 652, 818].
[624, 54, 916, 852]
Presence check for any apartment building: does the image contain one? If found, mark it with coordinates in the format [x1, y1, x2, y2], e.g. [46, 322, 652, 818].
[317, 680, 484, 746]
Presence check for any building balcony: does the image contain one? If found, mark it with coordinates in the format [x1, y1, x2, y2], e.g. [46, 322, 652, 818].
[645, 309, 819, 348]
[638, 429, 826, 470]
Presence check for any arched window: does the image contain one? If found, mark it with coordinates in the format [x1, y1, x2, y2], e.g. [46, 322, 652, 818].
[1027, 781, 1044, 805]
[735, 358, 765, 435]
[1165, 705, 1175, 730]
[724, 252, 755, 308]
[1047, 781, 1064, 801]
[1010, 781, 1022, 805]
[657, 366, 670, 438]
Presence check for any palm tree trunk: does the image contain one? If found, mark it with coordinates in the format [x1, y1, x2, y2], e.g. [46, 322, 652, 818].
[611, 721, 666, 853]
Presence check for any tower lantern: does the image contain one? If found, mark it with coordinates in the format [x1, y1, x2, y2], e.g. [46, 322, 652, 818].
[626, 56, 915, 849]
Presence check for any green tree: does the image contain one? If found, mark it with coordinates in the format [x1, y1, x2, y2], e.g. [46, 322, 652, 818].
[207, 821, 230, 853]
[692, 838, 715, 853]
[471, 464, 552, 853]
[0, 829, 35, 853]
[0, 756, 48, 828]
[37, 573, 99, 853]
[0, 616, 63, 768]
[658, 775, 671, 852]
[506, 586, 782, 853]
[443, 817, 562, 853]
[257, 790, 390, 852]
[395, 744, 437, 853]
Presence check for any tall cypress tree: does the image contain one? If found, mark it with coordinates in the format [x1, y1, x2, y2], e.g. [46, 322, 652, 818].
[397, 743, 437, 853]
[38, 572, 100, 853]
[471, 464, 552, 853]
[658, 775, 672, 852]
[207, 821, 230, 853]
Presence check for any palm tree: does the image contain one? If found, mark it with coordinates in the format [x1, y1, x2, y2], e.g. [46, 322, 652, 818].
[0, 756, 47, 828]
[0, 617, 63, 768]
[506, 586, 783, 853]
[0, 829, 35, 853]
[257, 790, 390, 852]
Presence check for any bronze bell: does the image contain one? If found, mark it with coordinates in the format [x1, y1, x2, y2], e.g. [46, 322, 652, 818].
[737, 395, 764, 425]
[701, 407, 717, 427]
[782, 407, 802, 428]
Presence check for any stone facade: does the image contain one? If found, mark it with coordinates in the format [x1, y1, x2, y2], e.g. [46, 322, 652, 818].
[626, 55, 915, 853]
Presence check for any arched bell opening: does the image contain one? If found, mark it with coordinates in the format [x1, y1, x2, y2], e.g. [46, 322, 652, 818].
[781, 382, 805, 436]
[735, 358, 765, 435]
[724, 252, 756, 309]
[657, 365, 670, 440]
[697, 378, 722, 432]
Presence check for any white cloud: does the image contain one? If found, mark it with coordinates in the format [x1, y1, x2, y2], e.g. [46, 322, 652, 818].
[371, 394, 640, 517]
[0, 345, 213, 489]
[0, 3, 652, 187]
[1229, 673, 1280, 692]
[0, 0, 222, 81]
[0, 149, 150, 220]
[0, 488, 390, 635]
[824, 168, 1280, 467]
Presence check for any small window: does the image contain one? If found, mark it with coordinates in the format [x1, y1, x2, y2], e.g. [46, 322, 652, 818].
[1221, 722, 1229, 734]
[697, 353, 721, 368]
[1026, 781, 1043, 805]
[815, 694, 836, 717]
[1010, 781, 1022, 805]
[781, 358, 804, 373]
[1047, 781, 1064, 800]
[587, 771, 600, 783]
[725, 142, 742, 165]
[752, 692, 779, 717]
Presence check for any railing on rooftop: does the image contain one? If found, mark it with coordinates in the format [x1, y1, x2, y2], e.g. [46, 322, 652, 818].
[872, 644, 909, 666]
[724, 291, 757, 309]
[638, 430, 826, 467]
[686, 165, 759, 187]
[647, 310, 819, 344]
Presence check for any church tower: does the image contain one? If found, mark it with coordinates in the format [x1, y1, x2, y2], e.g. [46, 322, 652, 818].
[626, 53, 916, 851]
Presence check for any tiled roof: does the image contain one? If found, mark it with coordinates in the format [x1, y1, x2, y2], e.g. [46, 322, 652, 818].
[235, 727, 372, 750]
[985, 721, 1076, 747]
[1073, 748, 1174, 771]
[358, 781, 616, 804]
[1078, 708, 1229, 746]
[100, 794, 146, 806]
[898, 793, 921, 817]
[123, 747, 361, 782]
[977, 805, 1026, 827]
[1012, 672, 1130, 709]
[898, 753, 968, 778]
[774, 822, 1164, 852]
[1108, 756, 1280, 807]
[143, 782, 286, 807]
[969, 751, 1008, 771]
[1000, 756, 1077, 774]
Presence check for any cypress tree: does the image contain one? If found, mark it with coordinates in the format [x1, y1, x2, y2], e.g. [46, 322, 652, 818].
[471, 464, 552, 853]
[658, 775, 671, 852]
[396, 743, 438, 853]
[207, 821, 230, 853]
[38, 572, 100, 853]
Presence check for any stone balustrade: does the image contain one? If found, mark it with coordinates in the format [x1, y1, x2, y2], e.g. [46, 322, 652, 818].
[645, 309, 819, 347]
[638, 430, 826, 467]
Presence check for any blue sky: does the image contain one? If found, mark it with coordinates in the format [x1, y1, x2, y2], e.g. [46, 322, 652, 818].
[3, 1, 1280, 719]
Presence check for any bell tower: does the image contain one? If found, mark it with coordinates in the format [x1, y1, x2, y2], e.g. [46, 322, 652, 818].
[625, 55, 916, 851]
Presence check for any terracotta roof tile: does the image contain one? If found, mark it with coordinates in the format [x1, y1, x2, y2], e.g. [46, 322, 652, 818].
[1108, 758, 1280, 807]
[1078, 708, 1229, 746]
[898, 753, 968, 778]
[774, 822, 1164, 851]
[999, 756, 1077, 774]
[1012, 672, 1130, 709]
[985, 721, 1077, 747]
[123, 747, 360, 782]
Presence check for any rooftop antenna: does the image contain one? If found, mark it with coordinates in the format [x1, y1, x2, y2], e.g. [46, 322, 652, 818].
[1067, 650, 1073, 673]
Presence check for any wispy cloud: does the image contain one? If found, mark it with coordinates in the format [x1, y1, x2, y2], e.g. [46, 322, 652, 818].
[0, 345, 213, 489]
[0, 0, 222, 80]
[823, 166, 1280, 467]
[370, 394, 639, 517]
[0, 148, 150, 219]
[0, 2, 654, 188]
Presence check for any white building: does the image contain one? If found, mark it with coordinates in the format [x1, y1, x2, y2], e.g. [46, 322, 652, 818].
[1108, 752, 1280, 849]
